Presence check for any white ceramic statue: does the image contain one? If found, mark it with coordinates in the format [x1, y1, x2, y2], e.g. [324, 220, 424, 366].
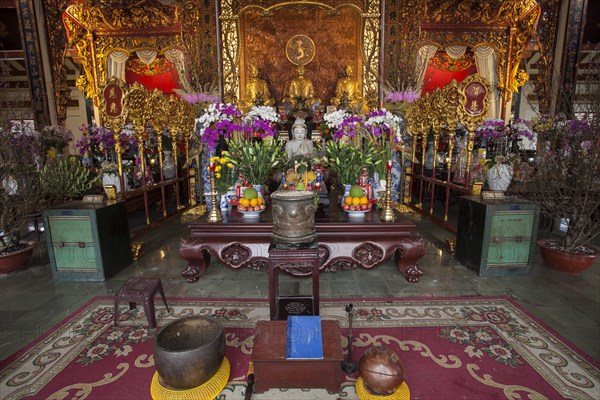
[285, 118, 314, 160]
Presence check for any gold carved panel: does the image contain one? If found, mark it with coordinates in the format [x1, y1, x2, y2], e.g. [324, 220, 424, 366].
[222, 0, 380, 108]
[238, 6, 362, 105]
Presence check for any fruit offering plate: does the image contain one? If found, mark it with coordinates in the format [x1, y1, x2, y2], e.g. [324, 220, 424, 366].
[344, 208, 371, 218]
[237, 208, 264, 218]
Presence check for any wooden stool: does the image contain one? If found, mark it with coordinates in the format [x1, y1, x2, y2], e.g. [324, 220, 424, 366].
[268, 243, 320, 320]
[114, 277, 169, 328]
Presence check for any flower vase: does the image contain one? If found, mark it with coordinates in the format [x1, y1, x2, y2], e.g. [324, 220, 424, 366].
[202, 149, 215, 210]
[219, 194, 229, 211]
[340, 183, 352, 203]
[487, 164, 513, 191]
[162, 150, 176, 180]
[424, 142, 435, 170]
[371, 173, 387, 201]
[102, 173, 128, 193]
[254, 184, 265, 204]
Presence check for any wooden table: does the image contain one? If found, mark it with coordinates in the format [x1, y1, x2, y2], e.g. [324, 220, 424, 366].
[179, 200, 425, 283]
[251, 320, 343, 394]
[269, 244, 320, 320]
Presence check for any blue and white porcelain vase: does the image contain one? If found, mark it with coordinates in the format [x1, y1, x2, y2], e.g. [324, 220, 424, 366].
[162, 150, 176, 180]
[202, 149, 215, 209]
[219, 194, 229, 211]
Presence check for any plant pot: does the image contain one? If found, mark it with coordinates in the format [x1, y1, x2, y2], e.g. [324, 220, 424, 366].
[487, 164, 513, 191]
[0, 240, 37, 274]
[537, 239, 599, 273]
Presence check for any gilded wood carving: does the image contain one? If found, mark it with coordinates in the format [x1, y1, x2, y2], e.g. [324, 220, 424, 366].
[224, 0, 380, 108]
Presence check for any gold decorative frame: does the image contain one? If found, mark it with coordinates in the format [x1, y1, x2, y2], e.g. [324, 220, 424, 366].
[457, 74, 491, 131]
[286, 35, 316, 65]
[219, 0, 380, 108]
[99, 77, 129, 133]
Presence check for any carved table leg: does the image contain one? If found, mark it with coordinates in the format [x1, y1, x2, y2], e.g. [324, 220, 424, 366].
[179, 238, 211, 283]
[395, 236, 426, 283]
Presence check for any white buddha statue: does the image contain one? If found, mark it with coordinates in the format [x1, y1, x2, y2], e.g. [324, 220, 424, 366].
[285, 118, 314, 161]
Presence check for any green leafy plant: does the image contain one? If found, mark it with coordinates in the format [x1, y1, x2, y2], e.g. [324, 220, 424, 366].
[366, 136, 396, 180]
[224, 139, 287, 185]
[320, 140, 375, 186]
[40, 159, 98, 204]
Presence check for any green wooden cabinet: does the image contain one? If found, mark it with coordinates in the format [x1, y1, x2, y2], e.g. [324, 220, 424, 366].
[42, 201, 132, 281]
[456, 196, 540, 276]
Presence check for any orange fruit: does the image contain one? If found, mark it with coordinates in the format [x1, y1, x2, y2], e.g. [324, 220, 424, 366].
[250, 198, 258, 207]
[345, 196, 353, 205]
[257, 197, 263, 205]
[351, 197, 360, 206]
[360, 196, 368, 205]
[240, 198, 250, 207]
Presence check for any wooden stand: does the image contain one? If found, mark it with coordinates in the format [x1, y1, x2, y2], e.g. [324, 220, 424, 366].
[268, 243, 320, 320]
[251, 320, 343, 394]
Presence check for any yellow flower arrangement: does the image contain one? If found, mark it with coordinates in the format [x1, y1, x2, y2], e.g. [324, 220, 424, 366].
[208, 152, 238, 193]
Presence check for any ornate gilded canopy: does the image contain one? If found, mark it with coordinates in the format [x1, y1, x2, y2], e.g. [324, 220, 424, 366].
[62, 0, 184, 102]
[385, 0, 540, 115]
[61, 0, 540, 117]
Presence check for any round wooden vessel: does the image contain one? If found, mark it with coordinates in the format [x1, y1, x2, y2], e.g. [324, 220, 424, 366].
[153, 316, 225, 390]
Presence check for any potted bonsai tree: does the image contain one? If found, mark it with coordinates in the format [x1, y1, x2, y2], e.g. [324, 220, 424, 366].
[0, 121, 44, 273]
[521, 114, 600, 273]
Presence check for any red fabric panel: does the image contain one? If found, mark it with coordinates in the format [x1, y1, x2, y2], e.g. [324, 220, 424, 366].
[125, 69, 179, 94]
[422, 51, 479, 94]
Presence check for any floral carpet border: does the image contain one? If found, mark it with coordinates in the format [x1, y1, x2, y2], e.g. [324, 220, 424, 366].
[0, 296, 598, 400]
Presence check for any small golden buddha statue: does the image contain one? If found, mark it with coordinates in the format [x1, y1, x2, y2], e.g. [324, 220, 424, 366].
[240, 66, 274, 111]
[284, 65, 321, 111]
[330, 65, 367, 113]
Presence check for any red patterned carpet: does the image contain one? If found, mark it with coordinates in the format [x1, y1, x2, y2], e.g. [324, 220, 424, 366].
[1, 297, 598, 399]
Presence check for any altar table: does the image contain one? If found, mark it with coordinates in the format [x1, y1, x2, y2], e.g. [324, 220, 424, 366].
[179, 202, 425, 283]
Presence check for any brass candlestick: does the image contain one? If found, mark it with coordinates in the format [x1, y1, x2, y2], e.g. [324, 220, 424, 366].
[205, 164, 223, 223]
[380, 161, 396, 222]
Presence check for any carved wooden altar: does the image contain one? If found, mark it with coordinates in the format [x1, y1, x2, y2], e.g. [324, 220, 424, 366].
[179, 198, 426, 283]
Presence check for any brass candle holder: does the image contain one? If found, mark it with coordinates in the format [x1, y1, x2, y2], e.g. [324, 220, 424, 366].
[380, 161, 396, 222]
[205, 163, 223, 223]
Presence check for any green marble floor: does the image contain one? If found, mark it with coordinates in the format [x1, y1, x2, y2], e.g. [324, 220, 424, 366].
[0, 212, 598, 362]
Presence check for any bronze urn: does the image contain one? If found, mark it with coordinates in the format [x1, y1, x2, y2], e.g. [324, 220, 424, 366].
[153, 316, 225, 389]
[358, 345, 405, 395]
[271, 190, 317, 245]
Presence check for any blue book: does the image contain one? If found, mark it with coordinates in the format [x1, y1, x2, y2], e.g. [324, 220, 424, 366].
[286, 316, 324, 359]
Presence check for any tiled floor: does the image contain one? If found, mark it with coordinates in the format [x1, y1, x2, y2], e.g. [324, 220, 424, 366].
[1, 211, 598, 362]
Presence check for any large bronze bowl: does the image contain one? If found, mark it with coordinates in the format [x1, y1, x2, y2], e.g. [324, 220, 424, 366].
[153, 316, 225, 389]
[358, 345, 405, 395]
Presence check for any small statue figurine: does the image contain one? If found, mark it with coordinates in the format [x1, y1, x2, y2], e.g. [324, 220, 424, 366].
[283, 65, 321, 111]
[240, 66, 274, 112]
[357, 166, 373, 200]
[285, 117, 314, 161]
[330, 65, 367, 113]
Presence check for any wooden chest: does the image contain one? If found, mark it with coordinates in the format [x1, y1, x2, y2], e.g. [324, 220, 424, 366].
[42, 201, 132, 281]
[456, 196, 540, 276]
[251, 320, 343, 394]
